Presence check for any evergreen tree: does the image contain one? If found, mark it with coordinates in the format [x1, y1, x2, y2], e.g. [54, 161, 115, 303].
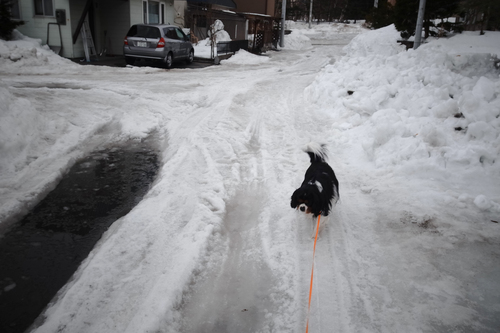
[393, 0, 418, 39]
[366, 1, 395, 29]
[344, 0, 373, 23]
[461, 0, 500, 32]
[393, 0, 461, 39]
[0, 0, 24, 40]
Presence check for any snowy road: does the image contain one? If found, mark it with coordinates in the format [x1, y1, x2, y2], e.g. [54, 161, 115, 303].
[3, 27, 361, 333]
[2, 23, 500, 333]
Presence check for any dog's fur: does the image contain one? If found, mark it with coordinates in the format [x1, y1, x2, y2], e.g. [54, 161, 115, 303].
[291, 143, 339, 236]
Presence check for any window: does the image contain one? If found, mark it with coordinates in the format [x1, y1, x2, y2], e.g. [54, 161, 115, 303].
[142, 1, 166, 24]
[175, 28, 186, 40]
[165, 28, 177, 40]
[34, 0, 54, 16]
[128, 25, 161, 39]
[10, 0, 21, 19]
[164, 28, 186, 41]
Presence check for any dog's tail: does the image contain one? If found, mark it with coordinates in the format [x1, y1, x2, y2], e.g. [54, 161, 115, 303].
[304, 142, 328, 163]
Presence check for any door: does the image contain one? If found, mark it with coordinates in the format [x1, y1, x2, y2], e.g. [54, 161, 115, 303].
[164, 27, 182, 58]
[175, 28, 190, 58]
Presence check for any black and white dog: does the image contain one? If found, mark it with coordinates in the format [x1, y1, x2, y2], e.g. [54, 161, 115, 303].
[291, 143, 339, 236]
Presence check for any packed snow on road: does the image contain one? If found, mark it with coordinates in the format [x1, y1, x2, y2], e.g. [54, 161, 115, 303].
[1, 21, 499, 332]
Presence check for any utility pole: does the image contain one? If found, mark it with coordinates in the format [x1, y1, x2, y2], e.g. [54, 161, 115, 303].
[413, 0, 426, 49]
[309, 0, 313, 29]
[280, 0, 286, 47]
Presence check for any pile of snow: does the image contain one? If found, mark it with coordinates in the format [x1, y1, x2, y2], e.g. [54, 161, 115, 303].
[281, 29, 312, 50]
[342, 24, 404, 56]
[192, 39, 214, 59]
[285, 20, 367, 34]
[283, 21, 367, 51]
[0, 30, 75, 73]
[306, 24, 500, 216]
[220, 49, 270, 65]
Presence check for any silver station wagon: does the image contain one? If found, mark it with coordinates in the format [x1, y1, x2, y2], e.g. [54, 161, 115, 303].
[123, 24, 194, 68]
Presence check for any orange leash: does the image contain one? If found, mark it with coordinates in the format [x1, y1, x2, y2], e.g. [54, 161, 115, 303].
[306, 215, 321, 333]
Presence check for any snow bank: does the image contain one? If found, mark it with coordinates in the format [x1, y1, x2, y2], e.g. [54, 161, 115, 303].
[283, 21, 366, 51]
[343, 24, 405, 57]
[221, 49, 270, 65]
[306, 25, 500, 216]
[0, 30, 75, 73]
[282, 29, 312, 50]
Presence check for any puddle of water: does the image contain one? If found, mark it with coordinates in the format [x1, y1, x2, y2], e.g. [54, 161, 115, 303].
[0, 143, 159, 333]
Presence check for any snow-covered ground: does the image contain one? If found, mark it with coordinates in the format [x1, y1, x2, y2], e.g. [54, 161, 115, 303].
[1, 21, 500, 332]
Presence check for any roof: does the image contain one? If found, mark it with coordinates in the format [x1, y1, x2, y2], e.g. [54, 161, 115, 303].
[187, 0, 237, 9]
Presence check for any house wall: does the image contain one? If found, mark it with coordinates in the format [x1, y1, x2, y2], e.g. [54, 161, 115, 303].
[130, 0, 175, 26]
[173, 0, 187, 27]
[16, 0, 75, 58]
[165, 0, 176, 26]
[16, 0, 177, 59]
[129, 0, 142, 25]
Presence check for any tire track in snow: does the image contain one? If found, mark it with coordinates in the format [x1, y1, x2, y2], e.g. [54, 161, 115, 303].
[176, 71, 280, 331]
[180, 138, 278, 332]
[180, 183, 277, 333]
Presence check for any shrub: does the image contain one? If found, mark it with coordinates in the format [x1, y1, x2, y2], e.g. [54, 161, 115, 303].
[0, 0, 24, 40]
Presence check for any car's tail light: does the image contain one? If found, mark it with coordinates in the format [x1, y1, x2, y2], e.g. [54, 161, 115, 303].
[124, 36, 128, 45]
[157, 38, 165, 48]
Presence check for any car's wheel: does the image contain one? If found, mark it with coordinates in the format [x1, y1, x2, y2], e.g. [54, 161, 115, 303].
[186, 49, 194, 64]
[125, 56, 135, 66]
[164, 53, 173, 69]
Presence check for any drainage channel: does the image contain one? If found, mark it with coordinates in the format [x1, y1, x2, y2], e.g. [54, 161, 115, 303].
[0, 142, 159, 333]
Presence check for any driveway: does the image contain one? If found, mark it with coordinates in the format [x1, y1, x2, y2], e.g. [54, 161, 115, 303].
[72, 55, 213, 69]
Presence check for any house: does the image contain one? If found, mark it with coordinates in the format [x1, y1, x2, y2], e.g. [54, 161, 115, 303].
[11, 0, 277, 59]
[13, 0, 178, 59]
[185, 0, 279, 53]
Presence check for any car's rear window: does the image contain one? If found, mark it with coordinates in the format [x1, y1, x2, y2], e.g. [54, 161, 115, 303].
[127, 25, 161, 39]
